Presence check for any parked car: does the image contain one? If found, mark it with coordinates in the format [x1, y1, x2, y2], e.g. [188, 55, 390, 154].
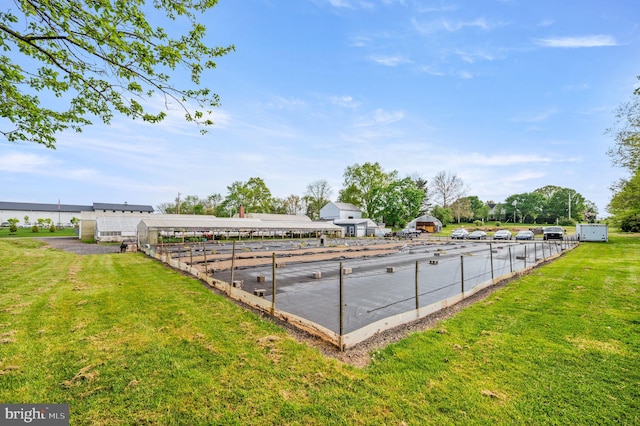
[451, 228, 469, 239]
[468, 230, 488, 240]
[493, 229, 512, 240]
[543, 226, 564, 240]
[515, 230, 535, 240]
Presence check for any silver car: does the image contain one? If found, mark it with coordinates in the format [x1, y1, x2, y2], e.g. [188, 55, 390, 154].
[493, 229, 512, 240]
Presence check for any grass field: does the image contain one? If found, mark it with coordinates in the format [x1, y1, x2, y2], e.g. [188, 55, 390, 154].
[0, 227, 77, 238]
[0, 234, 638, 425]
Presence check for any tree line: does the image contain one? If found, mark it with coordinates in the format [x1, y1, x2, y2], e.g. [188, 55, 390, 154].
[157, 163, 597, 229]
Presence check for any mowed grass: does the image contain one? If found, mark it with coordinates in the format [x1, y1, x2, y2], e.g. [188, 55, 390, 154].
[0, 235, 638, 425]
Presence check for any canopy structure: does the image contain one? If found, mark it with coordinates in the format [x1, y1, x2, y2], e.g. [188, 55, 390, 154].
[137, 216, 343, 246]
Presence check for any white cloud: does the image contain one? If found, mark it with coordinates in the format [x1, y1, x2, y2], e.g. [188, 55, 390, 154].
[368, 55, 412, 66]
[0, 152, 52, 173]
[535, 35, 618, 48]
[330, 95, 360, 108]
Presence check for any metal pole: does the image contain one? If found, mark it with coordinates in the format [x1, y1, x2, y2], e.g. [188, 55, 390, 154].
[271, 252, 276, 315]
[339, 261, 344, 351]
[524, 245, 527, 268]
[415, 260, 419, 311]
[460, 255, 465, 294]
[489, 243, 494, 281]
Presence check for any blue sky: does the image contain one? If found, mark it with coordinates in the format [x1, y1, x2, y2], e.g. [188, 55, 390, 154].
[1, 0, 639, 217]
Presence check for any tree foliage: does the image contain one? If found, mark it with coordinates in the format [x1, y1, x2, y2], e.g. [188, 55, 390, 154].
[369, 177, 424, 228]
[338, 162, 397, 219]
[607, 76, 640, 230]
[1, 0, 234, 148]
[221, 177, 273, 215]
[607, 78, 640, 172]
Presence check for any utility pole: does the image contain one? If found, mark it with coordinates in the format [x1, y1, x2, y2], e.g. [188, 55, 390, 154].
[568, 191, 572, 220]
[177, 192, 181, 215]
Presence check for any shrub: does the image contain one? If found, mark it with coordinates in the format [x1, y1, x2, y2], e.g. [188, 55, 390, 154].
[558, 218, 576, 226]
[9, 223, 18, 233]
[495, 221, 501, 227]
[31, 225, 39, 233]
[474, 220, 482, 227]
[49, 224, 56, 232]
[619, 213, 640, 232]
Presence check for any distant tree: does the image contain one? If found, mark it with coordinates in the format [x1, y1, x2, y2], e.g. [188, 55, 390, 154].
[504, 192, 545, 223]
[582, 200, 599, 223]
[608, 171, 640, 230]
[409, 173, 430, 215]
[221, 177, 273, 214]
[304, 180, 332, 220]
[270, 198, 287, 215]
[23, 215, 29, 225]
[282, 194, 304, 216]
[338, 162, 397, 218]
[430, 171, 465, 208]
[450, 197, 472, 223]
[0, 1, 234, 148]
[369, 177, 424, 228]
[431, 205, 453, 227]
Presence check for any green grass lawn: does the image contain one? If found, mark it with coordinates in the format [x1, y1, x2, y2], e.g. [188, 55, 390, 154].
[0, 235, 638, 425]
[0, 227, 77, 238]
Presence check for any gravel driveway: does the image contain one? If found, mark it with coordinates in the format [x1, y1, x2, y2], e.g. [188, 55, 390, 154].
[39, 236, 121, 255]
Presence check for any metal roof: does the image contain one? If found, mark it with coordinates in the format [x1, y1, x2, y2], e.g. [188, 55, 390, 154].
[0, 201, 91, 213]
[93, 202, 154, 212]
[137, 216, 341, 231]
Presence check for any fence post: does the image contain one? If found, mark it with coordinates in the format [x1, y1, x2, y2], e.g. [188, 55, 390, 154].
[229, 241, 236, 295]
[339, 261, 344, 351]
[271, 252, 276, 315]
[508, 246, 513, 273]
[415, 260, 419, 311]
[460, 255, 465, 294]
[202, 240, 208, 274]
[524, 245, 527, 268]
[489, 243, 494, 281]
[189, 246, 193, 265]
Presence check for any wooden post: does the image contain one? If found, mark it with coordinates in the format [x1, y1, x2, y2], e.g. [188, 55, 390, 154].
[189, 246, 193, 265]
[489, 243, 494, 280]
[339, 261, 344, 352]
[415, 260, 419, 311]
[229, 241, 236, 295]
[202, 240, 207, 274]
[508, 246, 513, 273]
[524, 245, 527, 268]
[271, 252, 276, 315]
[460, 255, 465, 294]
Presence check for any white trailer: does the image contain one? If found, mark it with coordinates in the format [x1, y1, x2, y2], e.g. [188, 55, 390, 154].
[575, 223, 608, 242]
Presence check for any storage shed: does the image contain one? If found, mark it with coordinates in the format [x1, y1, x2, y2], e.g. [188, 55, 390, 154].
[405, 215, 443, 233]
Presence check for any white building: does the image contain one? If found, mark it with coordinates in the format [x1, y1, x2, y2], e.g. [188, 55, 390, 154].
[319, 202, 362, 220]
